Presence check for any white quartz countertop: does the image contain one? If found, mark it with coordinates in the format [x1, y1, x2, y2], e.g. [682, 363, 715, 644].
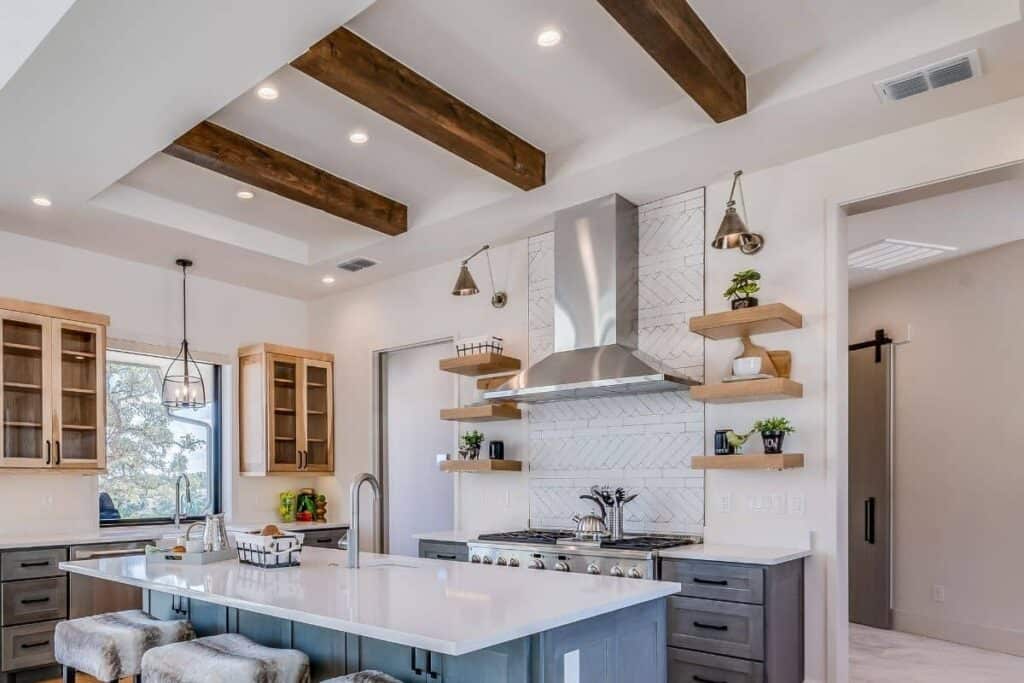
[659, 544, 811, 565]
[0, 521, 348, 551]
[60, 548, 680, 656]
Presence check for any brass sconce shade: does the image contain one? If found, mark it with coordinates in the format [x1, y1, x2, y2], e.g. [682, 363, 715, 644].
[451, 245, 508, 308]
[712, 170, 764, 255]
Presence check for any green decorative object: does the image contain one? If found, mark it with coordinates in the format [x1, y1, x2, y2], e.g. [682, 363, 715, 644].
[753, 417, 795, 454]
[278, 491, 296, 522]
[460, 429, 485, 460]
[725, 429, 755, 454]
[724, 269, 761, 309]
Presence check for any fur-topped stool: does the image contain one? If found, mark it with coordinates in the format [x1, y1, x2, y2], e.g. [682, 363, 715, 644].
[323, 672, 401, 682]
[141, 633, 310, 682]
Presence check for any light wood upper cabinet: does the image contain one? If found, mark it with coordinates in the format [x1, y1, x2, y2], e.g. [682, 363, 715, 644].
[239, 343, 334, 476]
[0, 299, 108, 471]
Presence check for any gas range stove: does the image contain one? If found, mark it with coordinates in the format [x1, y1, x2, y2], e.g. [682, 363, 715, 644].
[469, 529, 701, 580]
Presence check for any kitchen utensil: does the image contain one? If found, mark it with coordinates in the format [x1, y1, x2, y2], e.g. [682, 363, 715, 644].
[579, 494, 606, 519]
[203, 513, 229, 552]
[767, 350, 792, 378]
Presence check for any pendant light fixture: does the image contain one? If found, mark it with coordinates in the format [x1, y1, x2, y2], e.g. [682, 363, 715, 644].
[162, 259, 206, 409]
[451, 244, 508, 308]
[712, 170, 764, 255]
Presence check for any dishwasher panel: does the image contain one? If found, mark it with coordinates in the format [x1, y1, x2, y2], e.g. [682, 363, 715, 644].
[69, 540, 153, 619]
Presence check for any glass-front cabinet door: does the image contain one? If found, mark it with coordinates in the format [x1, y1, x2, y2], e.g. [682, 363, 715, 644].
[268, 354, 303, 472]
[51, 320, 105, 469]
[302, 359, 333, 472]
[0, 312, 53, 467]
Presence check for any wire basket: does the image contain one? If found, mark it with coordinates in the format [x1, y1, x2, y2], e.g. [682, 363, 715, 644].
[235, 532, 304, 568]
[455, 335, 503, 357]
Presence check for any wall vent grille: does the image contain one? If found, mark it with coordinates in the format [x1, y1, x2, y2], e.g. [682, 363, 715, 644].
[337, 257, 379, 272]
[874, 50, 981, 103]
[848, 239, 957, 271]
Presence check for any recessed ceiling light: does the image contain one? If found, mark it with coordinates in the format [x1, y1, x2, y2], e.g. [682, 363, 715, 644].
[256, 85, 279, 100]
[848, 239, 957, 271]
[536, 28, 562, 47]
[348, 130, 369, 145]
[321, 275, 336, 285]
[31, 195, 52, 207]
[236, 190, 255, 200]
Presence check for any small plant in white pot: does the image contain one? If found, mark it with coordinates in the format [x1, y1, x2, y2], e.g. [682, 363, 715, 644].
[753, 417, 794, 454]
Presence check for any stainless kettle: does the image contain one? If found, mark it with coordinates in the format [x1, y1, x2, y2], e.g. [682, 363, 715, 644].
[572, 494, 609, 540]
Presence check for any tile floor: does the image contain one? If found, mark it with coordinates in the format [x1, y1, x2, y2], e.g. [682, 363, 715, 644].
[851, 623, 1024, 682]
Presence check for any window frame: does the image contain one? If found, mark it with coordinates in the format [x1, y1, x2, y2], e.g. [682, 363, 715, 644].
[100, 353, 223, 528]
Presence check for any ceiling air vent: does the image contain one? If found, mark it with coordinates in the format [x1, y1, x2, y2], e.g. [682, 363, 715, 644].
[336, 257, 378, 273]
[848, 239, 957, 271]
[874, 50, 982, 103]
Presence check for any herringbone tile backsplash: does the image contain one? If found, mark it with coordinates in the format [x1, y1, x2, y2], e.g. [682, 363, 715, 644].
[528, 189, 706, 534]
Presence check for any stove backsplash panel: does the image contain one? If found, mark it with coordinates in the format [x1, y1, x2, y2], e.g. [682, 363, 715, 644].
[527, 188, 706, 534]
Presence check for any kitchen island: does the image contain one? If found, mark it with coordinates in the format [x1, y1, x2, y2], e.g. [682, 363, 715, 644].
[61, 547, 679, 681]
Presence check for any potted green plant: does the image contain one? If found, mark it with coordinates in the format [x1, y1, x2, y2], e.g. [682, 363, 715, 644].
[724, 269, 761, 310]
[752, 417, 794, 454]
[460, 430, 485, 460]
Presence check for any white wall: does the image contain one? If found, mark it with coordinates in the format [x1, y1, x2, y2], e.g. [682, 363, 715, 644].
[0, 230, 325, 537]
[850, 243, 1024, 655]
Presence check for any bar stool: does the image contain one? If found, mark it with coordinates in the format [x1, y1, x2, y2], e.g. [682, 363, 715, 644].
[324, 672, 401, 682]
[141, 633, 310, 682]
[54, 609, 194, 682]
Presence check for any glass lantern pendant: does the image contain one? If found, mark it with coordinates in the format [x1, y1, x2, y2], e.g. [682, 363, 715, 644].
[162, 258, 206, 409]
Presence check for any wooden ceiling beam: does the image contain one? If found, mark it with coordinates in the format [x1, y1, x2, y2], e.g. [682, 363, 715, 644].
[292, 28, 545, 191]
[596, 0, 746, 123]
[165, 121, 407, 236]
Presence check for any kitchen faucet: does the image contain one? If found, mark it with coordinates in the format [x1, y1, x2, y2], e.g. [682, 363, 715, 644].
[347, 472, 380, 569]
[174, 474, 192, 529]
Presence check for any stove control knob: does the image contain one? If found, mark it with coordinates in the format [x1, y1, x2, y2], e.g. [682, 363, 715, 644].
[470, 555, 481, 564]
[482, 556, 493, 565]
[586, 563, 601, 575]
[554, 561, 570, 572]
[496, 557, 507, 566]
[528, 559, 545, 570]
[508, 557, 520, 567]
[627, 567, 644, 579]
[609, 565, 624, 577]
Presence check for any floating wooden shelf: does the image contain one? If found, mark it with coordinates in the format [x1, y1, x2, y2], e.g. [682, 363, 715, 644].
[691, 378, 803, 404]
[690, 304, 803, 340]
[440, 403, 522, 422]
[440, 459, 522, 473]
[440, 353, 521, 377]
[692, 453, 804, 471]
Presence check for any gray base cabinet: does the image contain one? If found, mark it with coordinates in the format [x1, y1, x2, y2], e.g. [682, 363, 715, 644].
[146, 590, 666, 683]
[0, 547, 68, 682]
[660, 558, 803, 683]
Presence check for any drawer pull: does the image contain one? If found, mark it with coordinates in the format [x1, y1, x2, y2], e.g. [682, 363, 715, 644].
[19, 561, 51, 568]
[693, 676, 726, 683]
[20, 597, 51, 605]
[693, 577, 728, 586]
[436, 554, 458, 560]
[693, 621, 729, 632]
[314, 538, 333, 544]
[20, 640, 51, 649]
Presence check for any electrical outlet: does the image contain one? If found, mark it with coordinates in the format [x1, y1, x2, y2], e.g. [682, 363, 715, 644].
[718, 494, 732, 514]
[933, 585, 946, 603]
[788, 494, 806, 516]
[770, 494, 785, 515]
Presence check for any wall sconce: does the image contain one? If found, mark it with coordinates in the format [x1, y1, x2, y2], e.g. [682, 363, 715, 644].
[452, 244, 508, 308]
[712, 170, 764, 255]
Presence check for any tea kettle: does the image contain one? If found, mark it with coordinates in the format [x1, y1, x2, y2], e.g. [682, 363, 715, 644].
[572, 494, 609, 540]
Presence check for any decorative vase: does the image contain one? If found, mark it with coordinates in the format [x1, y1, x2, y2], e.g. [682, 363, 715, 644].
[278, 492, 296, 522]
[731, 297, 759, 310]
[761, 431, 785, 454]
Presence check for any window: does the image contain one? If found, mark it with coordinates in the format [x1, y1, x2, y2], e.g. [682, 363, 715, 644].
[100, 349, 221, 525]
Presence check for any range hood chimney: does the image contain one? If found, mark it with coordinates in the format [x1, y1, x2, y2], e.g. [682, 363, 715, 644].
[484, 194, 700, 404]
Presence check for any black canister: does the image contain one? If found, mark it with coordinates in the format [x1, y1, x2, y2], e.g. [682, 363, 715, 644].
[488, 440, 505, 460]
[714, 430, 734, 455]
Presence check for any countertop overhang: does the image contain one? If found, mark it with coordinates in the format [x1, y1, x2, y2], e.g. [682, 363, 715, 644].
[60, 548, 681, 656]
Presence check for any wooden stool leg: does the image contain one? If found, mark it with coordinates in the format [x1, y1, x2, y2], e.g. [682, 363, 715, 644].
[62, 665, 76, 683]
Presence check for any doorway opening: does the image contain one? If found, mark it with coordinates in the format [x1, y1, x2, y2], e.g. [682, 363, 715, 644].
[843, 162, 1024, 679]
[374, 338, 457, 557]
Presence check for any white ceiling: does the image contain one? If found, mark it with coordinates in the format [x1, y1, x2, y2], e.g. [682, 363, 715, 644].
[847, 168, 1024, 288]
[0, 0, 1022, 299]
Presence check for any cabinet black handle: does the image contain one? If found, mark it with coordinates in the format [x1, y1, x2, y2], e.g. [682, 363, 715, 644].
[315, 538, 332, 544]
[693, 577, 728, 586]
[20, 561, 50, 568]
[426, 650, 439, 678]
[20, 640, 50, 649]
[693, 676, 726, 683]
[55, 441, 61, 465]
[865, 497, 876, 545]
[436, 554, 458, 560]
[21, 597, 50, 605]
[46, 440, 51, 465]
[693, 621, 728, 631]
[411, 648, 423, 676]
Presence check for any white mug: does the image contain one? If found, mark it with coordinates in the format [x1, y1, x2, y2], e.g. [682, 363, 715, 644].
[732, 357, 762, 377]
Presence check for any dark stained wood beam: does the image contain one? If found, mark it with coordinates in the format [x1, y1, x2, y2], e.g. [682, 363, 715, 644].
[165, 121, 407, 236]
[292, 28, 545, 191]
[596, 0, 746, 123]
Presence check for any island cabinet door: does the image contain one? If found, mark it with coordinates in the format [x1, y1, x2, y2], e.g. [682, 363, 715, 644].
[356, 638, 426, 681]
[438, 637, 531, 683]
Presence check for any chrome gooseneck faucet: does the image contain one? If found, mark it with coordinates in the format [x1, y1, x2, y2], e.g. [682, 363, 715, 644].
[347, 472, 381, 569]
[174, 473, 192, 529]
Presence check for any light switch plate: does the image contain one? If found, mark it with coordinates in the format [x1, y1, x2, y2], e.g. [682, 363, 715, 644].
[788, 494, 806, 516]
[718, 494, 732, 514]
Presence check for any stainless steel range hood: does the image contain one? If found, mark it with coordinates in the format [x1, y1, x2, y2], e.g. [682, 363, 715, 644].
[485, 194, 700, 404]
